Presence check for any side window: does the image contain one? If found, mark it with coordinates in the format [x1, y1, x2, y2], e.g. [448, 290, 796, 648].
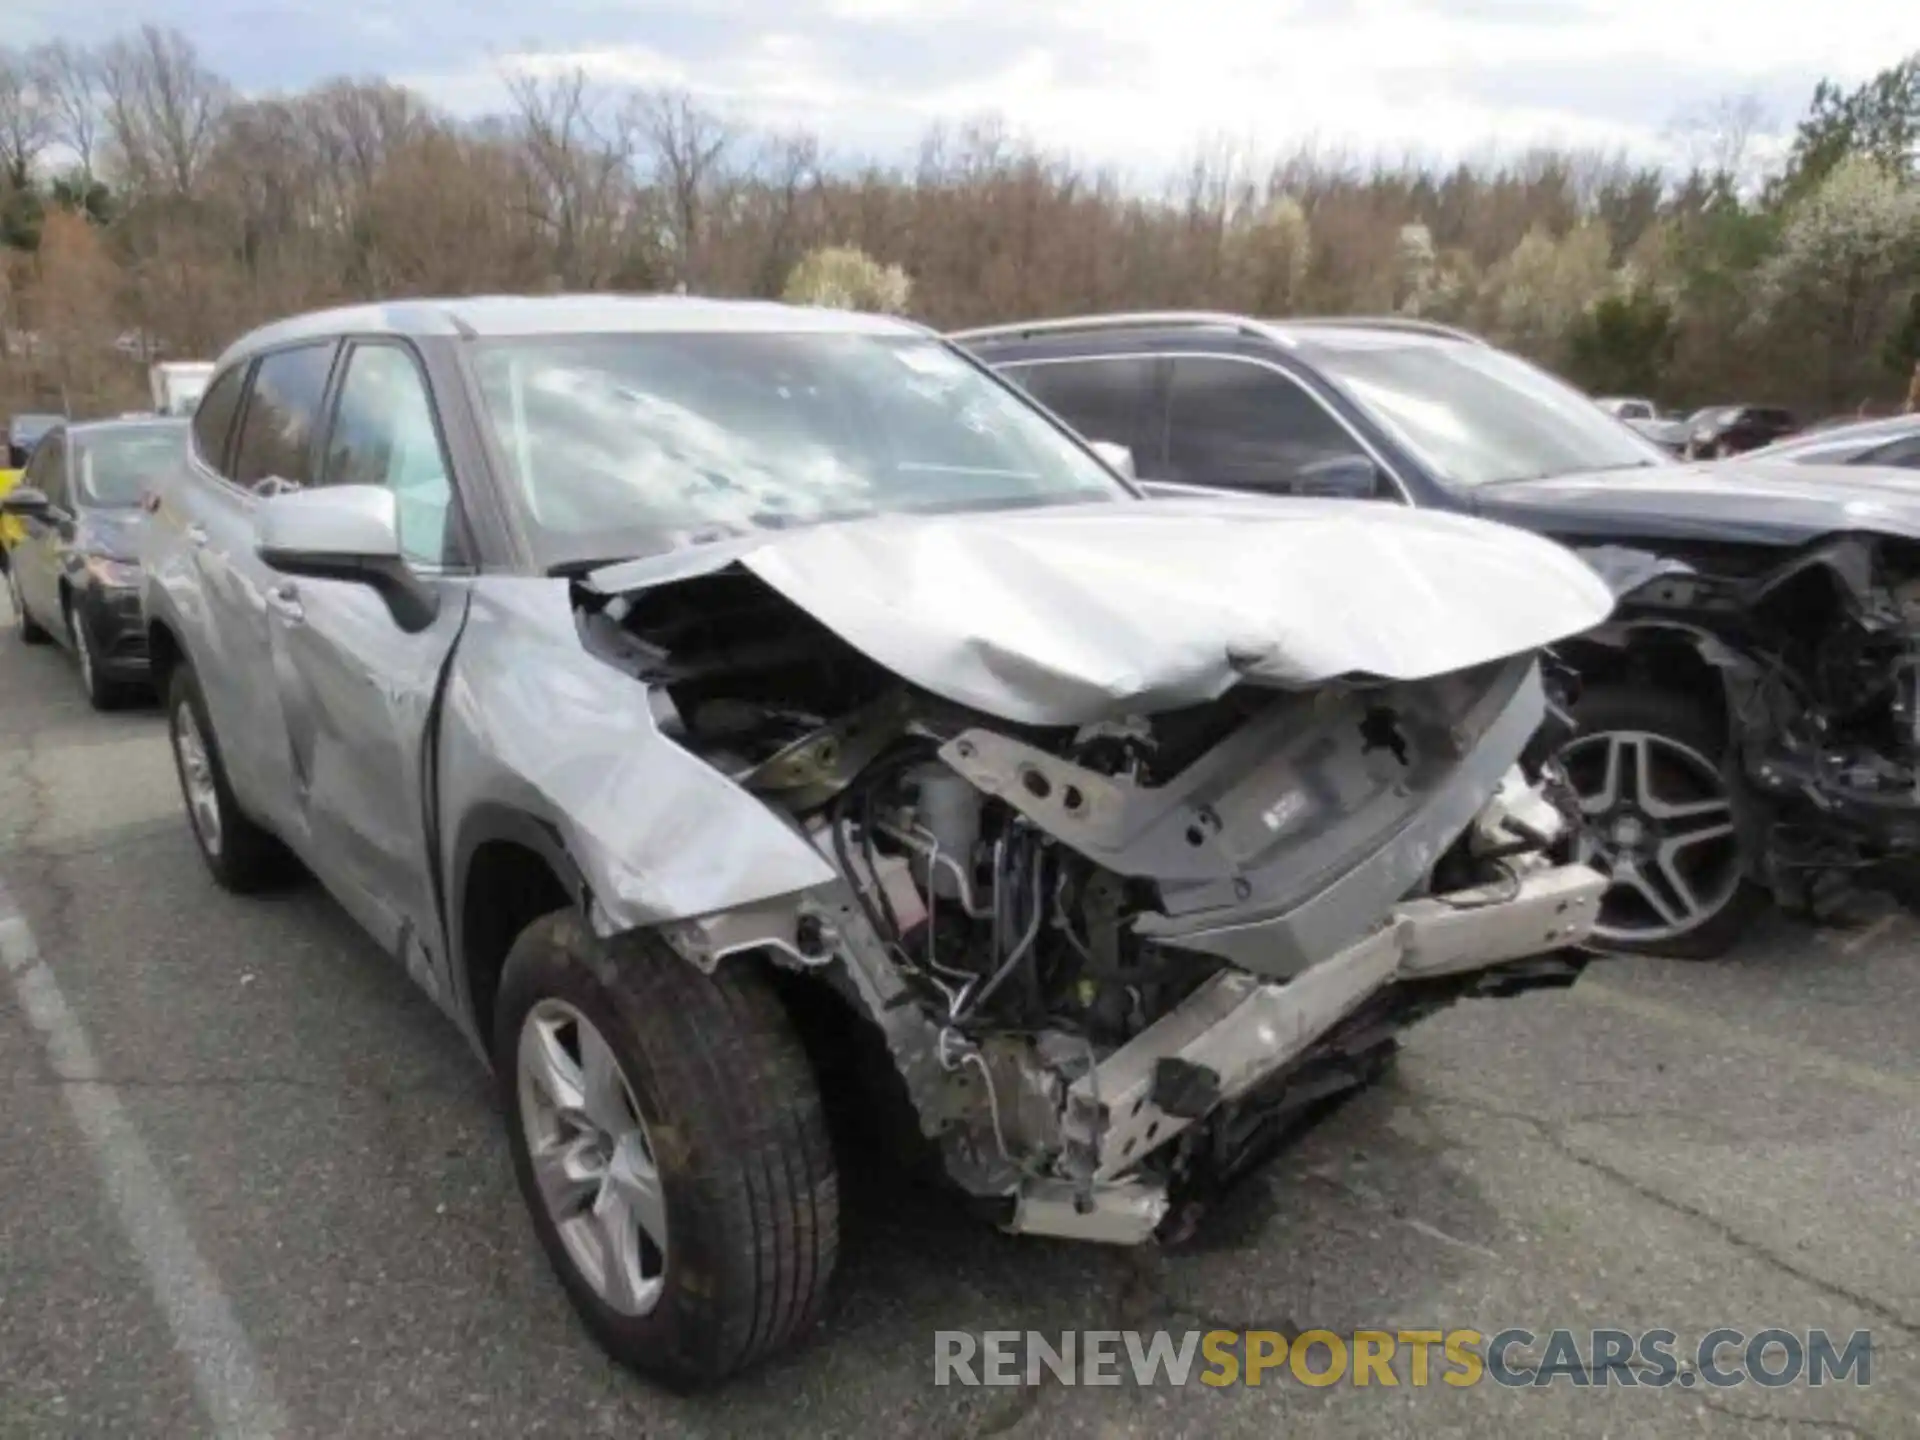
[318, 344, 457, 567]
[26, 432, 68, 510]
[191, 365, 247, 477]
[232, 343, 337, 490]
[1164, 357, 1380, 496]
[1010, 358, 1160, 459]
[1863, 436, 1920, 469]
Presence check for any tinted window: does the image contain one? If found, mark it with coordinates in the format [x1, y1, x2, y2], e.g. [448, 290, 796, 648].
[1165, 357, 1376, 495]
[191, 365, 247, 476]
[23, 430, 67, 509]
[1862, 436, 1920, 468]
[232, 343, 336, 489]
[1009, 358, 1160, 459]
[75, 425, 188, 508]
[320, 345, 457, 566]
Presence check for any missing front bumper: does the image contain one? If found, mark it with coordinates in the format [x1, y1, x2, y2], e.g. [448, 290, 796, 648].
[999, 861, 1603, 1244]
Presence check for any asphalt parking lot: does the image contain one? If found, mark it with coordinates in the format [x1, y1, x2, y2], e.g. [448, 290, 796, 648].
[2, 592, 1917, 1439]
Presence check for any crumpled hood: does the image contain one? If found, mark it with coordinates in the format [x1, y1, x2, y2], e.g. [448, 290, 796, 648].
[589, 496, 1614, 726]
[1474, 459, 1920, 548]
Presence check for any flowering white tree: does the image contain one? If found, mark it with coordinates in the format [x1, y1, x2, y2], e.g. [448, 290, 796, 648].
[782, 245, 912, 314]
[1754, 155, 1920, 404]
[1482, 221, 1613, 358]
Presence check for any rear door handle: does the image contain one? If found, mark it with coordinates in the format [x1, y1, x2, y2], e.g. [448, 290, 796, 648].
[185, 523, 209, 548]
[265, 582, 305, 624]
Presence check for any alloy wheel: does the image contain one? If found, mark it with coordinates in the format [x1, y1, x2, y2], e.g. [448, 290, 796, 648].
[172, 701, 224, 858]
[1561, 728, 1742, 946]
[517, 998, 668, 1317]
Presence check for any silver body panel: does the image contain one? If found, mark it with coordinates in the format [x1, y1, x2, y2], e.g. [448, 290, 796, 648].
[138, 297, 1615, 1247]
[588, 496, 1614, 726]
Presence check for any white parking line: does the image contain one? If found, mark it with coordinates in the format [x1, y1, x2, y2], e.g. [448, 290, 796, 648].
[0, 880, 291, 1439]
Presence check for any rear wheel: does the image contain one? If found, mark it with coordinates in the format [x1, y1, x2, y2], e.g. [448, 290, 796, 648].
[167, 662, 294, 892]
[1562, 683, 1766, 958]
[496, 914, 839, 1391]
[66, 599, 124, 710]
[8, 566, 48, 644]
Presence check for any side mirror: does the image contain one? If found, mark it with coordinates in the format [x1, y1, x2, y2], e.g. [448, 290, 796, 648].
[1, 484, 52, 519]
[255, 484, 438, 632]
[1293, 454, 1384, 499]
[1088, 439, 1137, 480]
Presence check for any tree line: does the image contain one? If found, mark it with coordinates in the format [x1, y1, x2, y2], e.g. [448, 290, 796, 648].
[1, 26, 1916, 421]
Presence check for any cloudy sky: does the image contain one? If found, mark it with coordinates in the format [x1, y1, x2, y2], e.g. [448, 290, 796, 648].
[5, 0, 1914, 173]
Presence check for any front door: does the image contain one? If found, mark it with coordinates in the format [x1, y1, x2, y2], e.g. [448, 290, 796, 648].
[261, 340, 471, 973]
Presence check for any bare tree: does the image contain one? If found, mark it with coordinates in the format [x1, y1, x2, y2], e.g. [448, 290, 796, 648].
[631, 88, 735, 287]
[98, 25, 231, 198]
[1668, 93, 1772, 195]
[35, 41, 102, 183]
[504, 67, 635, 288]
[0, 45, 54, 188]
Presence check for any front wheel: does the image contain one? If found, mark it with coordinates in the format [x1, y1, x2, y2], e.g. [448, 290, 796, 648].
[496, 914, 839, 1391]
[68, 601, 125, 710]
[1561, 683, 1767, 958]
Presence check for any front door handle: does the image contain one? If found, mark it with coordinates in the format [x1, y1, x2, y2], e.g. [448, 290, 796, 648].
[265, 582, 305, 624]
[185, 523, 210, 548]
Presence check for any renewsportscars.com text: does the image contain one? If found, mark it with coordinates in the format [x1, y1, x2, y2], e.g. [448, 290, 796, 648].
[933, 1328, 1873, 1389]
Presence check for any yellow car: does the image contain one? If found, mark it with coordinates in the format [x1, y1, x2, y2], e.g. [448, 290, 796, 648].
[0, 465, 23, 555]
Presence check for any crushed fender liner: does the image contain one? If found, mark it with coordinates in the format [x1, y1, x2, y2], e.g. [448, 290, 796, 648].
[1569, 534, 1920, 901]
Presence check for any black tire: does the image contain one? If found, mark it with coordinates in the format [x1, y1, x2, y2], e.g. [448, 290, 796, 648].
[495, 912, 839, 1391]
[166, 662, 295, 892]
[66, 598, 126, 711]
[1565, 682, 1768, 959]
[8, 566, 49, 644]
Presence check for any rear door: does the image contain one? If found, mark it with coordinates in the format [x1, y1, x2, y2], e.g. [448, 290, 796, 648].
[1002, 355, 1167, 467]
[181, 342, 337, 832]
[263, 339, 471, 965]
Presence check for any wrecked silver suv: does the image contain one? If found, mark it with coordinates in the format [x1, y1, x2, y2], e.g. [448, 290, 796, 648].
[142, 297, 1613, 1389]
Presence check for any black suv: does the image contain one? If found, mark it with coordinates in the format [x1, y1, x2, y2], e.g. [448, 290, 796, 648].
[1682, 404, 1798, 459]
[957, 313, 1920, 958]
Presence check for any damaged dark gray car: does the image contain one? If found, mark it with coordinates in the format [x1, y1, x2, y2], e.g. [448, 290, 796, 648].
[141, 297, 1612, 1388]
[1481, 465, 1920, 948]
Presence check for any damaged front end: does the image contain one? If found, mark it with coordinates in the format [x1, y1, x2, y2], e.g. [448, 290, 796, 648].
[576, 527, 1609, 1243]
[1579, 534, 1920, 912]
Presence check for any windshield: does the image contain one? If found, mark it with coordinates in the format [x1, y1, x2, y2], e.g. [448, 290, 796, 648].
[1308, 340, 1668, 487]
[470, 331, 1127, 566]
[75, 424, 186, 507]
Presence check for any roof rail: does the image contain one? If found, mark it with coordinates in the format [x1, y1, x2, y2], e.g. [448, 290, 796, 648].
[1276, 315, 1488, 345]
[948, 310, 1488, 347]
[948, 311, 1274, 344]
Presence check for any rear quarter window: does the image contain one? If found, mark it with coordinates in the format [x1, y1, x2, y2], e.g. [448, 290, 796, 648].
[191, 366, 247, 477]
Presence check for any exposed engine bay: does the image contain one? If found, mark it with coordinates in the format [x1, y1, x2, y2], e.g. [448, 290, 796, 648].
[579, 562, 1608, 1241]
[1578, 534, 1920, 910]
